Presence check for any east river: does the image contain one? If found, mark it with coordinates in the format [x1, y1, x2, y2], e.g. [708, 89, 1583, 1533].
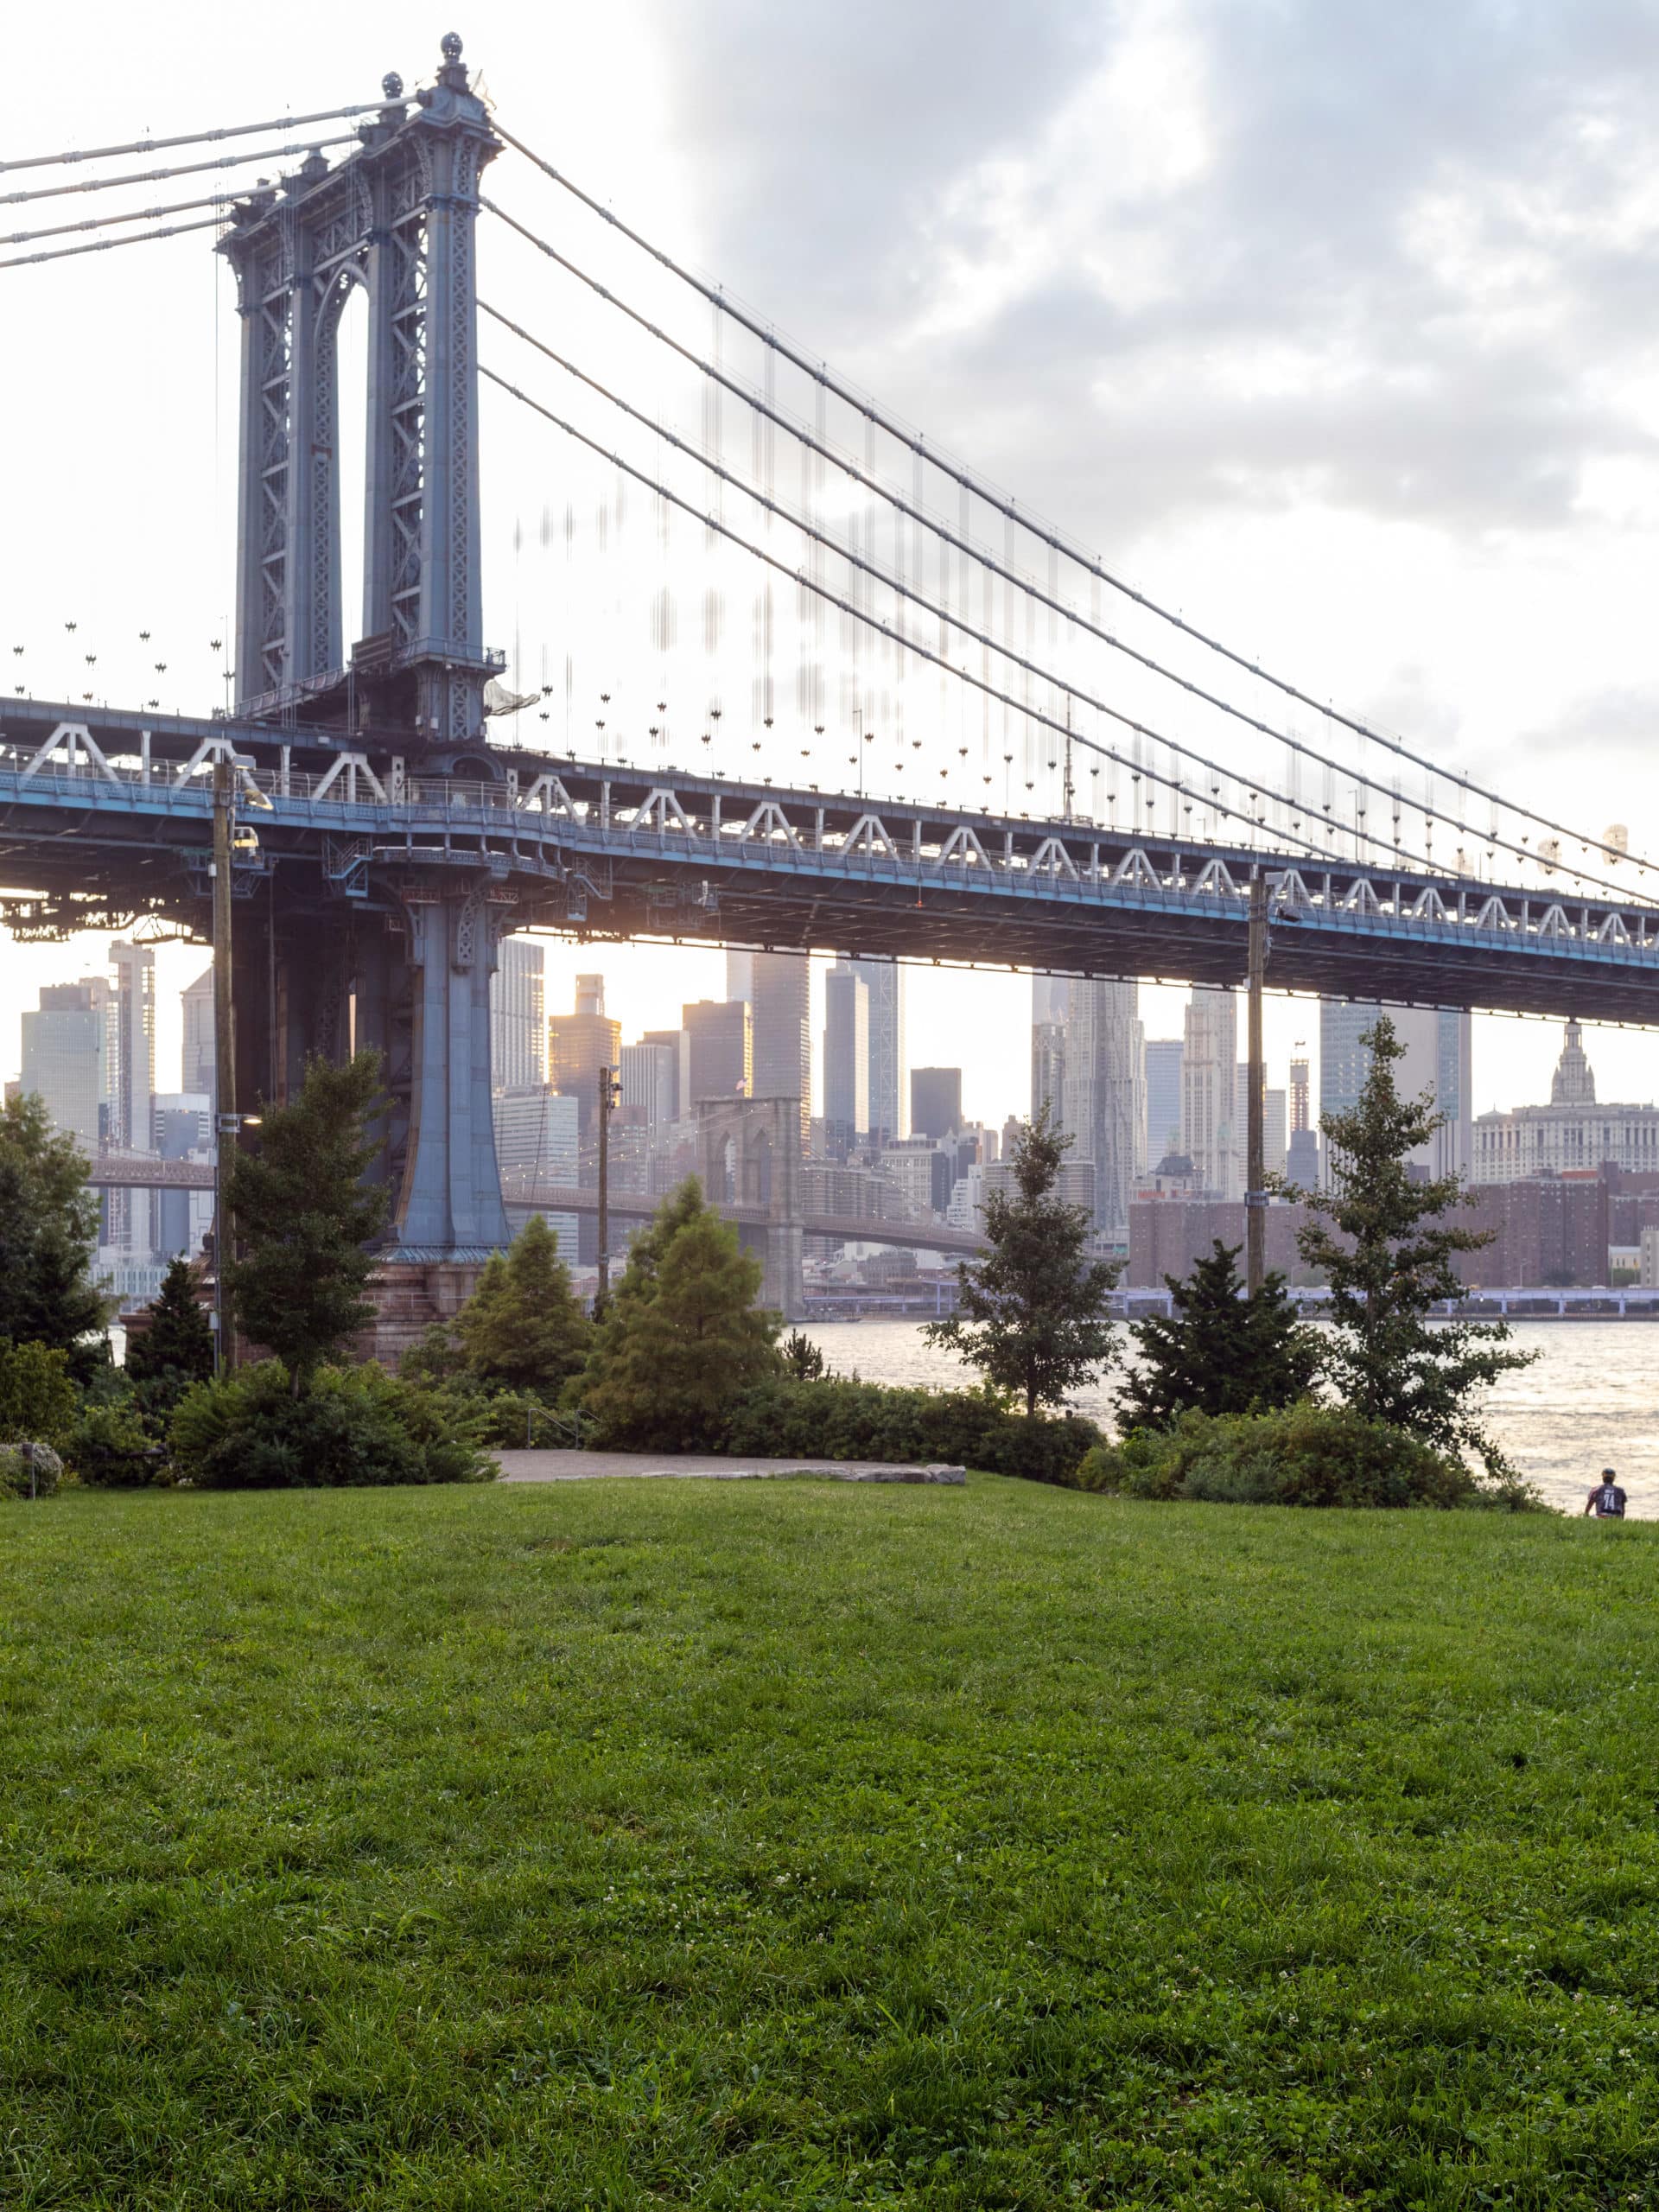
[800, 1319, 1659, 1519]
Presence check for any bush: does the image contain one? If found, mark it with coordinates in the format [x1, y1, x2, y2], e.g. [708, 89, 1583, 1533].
[72, 1400, 168, 1487]
[170, 1361, 495, 1489]
[0, 1442, 64, 1499]
[722, 1376, 1103, 1482]
[1071, 1401, 1543, 1510]
[0, 1340, 78, 1456]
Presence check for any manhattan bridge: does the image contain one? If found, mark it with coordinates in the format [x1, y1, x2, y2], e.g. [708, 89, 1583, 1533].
[3, 34, 1656, 1332]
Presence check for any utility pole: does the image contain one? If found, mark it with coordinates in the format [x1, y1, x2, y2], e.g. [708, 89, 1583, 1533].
[1245, 872, 1269, 1296]
[211, 756, 237, 1375]
[595, 1062, 620, 1311]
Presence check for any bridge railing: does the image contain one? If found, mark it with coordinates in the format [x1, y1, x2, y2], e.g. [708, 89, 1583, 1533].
[3, 733, 1657, 960]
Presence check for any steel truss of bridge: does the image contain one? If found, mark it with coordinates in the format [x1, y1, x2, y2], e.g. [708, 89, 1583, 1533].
[2, 697, 1657, 1023]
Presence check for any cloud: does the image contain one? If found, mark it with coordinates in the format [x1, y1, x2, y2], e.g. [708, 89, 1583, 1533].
[638, 0, 1659, 549]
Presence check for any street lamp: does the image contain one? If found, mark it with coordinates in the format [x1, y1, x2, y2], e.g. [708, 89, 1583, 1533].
[211, 752, 273, 1374]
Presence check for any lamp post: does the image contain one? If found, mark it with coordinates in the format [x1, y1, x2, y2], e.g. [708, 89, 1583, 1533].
[596, 1062, 620, 1311]
[210, 752, 272, 1375]
[1245, 873, 1269, 1296]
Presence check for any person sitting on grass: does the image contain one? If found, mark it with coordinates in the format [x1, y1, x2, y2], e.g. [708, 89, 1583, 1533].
[1584, 1468, 1628, 1519]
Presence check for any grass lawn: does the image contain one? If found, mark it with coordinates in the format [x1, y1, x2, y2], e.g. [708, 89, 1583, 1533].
[3, 1480, 1658, 2209]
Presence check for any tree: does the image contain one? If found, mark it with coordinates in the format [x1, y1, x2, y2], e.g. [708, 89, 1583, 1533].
[1116, 1241, 1322, 1430]
[124, 1255, 214, 1423]
[579, 1179, 781, 1448]
[225, 1053, 389, 1389]
[782, 1329, 826, 1381]
[0, 1092, 110, 1378]
[1287, 1016, 1535, 1476]
[454, 1214, 591, 1396]
[925, 1106, 1117, 1418]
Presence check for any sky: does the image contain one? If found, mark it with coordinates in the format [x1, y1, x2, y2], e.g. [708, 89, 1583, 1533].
[4, 0, 1659, 1128]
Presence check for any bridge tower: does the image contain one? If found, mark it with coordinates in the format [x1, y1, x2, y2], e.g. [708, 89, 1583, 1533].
[217, 34, 513, 1338]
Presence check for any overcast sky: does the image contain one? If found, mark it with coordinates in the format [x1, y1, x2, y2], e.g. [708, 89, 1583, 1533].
[4, 0, 1658, 1124]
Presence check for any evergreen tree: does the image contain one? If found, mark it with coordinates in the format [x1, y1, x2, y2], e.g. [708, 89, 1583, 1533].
[124, 1255, 215, 1425]
[579, 1179, 781, 1448]
[454, 1214, 591, 1396]
[925, 1106, 1117, 1418]
[1116, 1240, 1322, 1429]
[1288, 1016, 1535, 1475]
[0, 1091, 110, 1377]
[782, 1329, 826, 1381]
[225, 1053, 389, 1389]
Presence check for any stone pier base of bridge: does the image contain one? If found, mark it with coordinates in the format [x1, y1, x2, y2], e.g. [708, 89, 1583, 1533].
[359, 1257, 493, 1370]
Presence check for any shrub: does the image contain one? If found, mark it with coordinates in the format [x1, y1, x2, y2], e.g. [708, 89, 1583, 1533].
[0, 1442, 65, 1499]
[0, 1339, 79, 1456]
[72, 1400, 168, 1487]
[1071, 1402, 1543, 1510]
[170, 1361, 494, 1489]
[722, 1376, 1103, 1482]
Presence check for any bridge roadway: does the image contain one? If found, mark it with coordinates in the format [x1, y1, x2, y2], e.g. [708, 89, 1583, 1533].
[85, 1152, 984, 1258]
[2, 699, 1657, 1021]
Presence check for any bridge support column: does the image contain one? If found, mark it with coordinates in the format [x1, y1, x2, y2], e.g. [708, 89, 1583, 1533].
[696, 1096, 805, 1320]
[380, 883, 509, 1260]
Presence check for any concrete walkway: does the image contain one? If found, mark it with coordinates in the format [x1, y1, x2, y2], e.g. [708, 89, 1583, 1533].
[495, 1449, 966, 1484]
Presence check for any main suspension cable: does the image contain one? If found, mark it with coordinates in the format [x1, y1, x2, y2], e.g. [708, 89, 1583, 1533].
[0, 135, 360, 209]
[483, 302, 1410, 875]
[484, 359, 1457, 874]
[0, 215, 222, 271]
[0, 102, 383, 176]
[490, 119, 1649, 886]
[478, 235, 1636, 899]
[3, 192, 235, 250]
[481, 289, 1645, 904]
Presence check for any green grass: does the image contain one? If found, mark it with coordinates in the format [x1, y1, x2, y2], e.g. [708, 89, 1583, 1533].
[3, 1482, 1659, 2209]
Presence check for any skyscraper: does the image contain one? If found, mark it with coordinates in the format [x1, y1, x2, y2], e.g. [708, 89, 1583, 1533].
[106, 940, 156, 1153]
[748, 952, 810, 1147]
[851, 957, 905, 1141]
[1143, 1039, 1184, 1164]
[1031, 1020, 1065, 1122]
[21, 980, 111, 1147]
[620, 1041, 678, 1127]
[181, 965, 214, 1097]
[1182, 987, 1239, 1198]
[1061, 978, 1143, 1236]
[1320, 1000, 1471, 1179]
[680, 999, 752, 1114]
[549, 974, 621, 1139]
[823, 962, 869, 1159]
[910, 1067, 963, 1140]
[1031, 974, 1071, 1027]
[492, 937, 545, 1090]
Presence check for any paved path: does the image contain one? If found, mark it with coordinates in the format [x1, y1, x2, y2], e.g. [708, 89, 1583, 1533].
[495, 1449, 965, 1484]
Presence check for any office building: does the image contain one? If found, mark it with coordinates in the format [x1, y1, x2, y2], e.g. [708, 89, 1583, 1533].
[620, 1040, 677, 1127]
[880, 1137, 955, 1217]
[1321, 1000, 1472, 1179]
[493, 1085, 580, 1260]
[680, 998, 751, 1114]
[1032, 974, 1071, 1027]
[549, 974, 621, 1137]
[851, 957, 905, 1141]
[747, 951, 810, 1148]
[106, 941, 156, 1154]
[1233, 1064, 1288, 1183]
[1288, 1053, 1312, 1134]
[1061, 979, 1143, 1236]
[492, 937, 545, 1090]
[181, 965, 214, 1097]
[1031, 1020, 1065, 1122]
[823, 962, 869, 1158]
[1143, 1038, 1184, 1164]
[21, 979, 111, 1148]
[151, 1092, 213, 1259]
[1182, 987, 1239, 1199]
[910, 1066, 963, 1141]
[1473, 1020, 1659, 1182]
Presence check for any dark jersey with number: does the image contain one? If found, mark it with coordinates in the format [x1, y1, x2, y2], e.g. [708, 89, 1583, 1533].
[1590, 1483, 1628, 1517]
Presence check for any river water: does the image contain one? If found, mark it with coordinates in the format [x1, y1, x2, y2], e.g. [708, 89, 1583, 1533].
[800, 1319, 1659, 1518]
